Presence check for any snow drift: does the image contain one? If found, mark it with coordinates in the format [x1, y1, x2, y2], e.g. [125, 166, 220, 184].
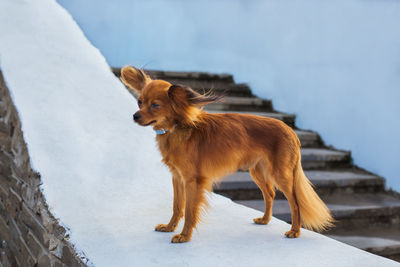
[0, 0, 397, 266]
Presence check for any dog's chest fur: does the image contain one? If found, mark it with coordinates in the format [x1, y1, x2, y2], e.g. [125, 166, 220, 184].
[156, 128, 193, 167]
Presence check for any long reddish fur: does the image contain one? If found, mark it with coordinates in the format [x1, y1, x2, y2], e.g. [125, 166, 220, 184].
[120, 66, 334, 243]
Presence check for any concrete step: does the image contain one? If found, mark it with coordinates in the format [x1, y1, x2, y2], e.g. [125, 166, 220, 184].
[206, 110, 296, 128]
[330, 236, 400, 262]
[205, 96, 273, 112]
[296, 130, 322, 147]
[236, 193, 400, 232]
[301, 148, 351, 169]
[214, 170, 385, 200]
[112, 68, 253, 97]
[327, 226, 400, 261]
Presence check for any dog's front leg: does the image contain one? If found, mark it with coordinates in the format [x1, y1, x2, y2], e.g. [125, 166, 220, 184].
[171, 177, 206, 243]
[155, 173, 185, 232]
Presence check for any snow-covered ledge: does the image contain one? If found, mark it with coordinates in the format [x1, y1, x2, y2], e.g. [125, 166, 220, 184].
[0, 70, 85, 266]
[0, 0, 397, 266]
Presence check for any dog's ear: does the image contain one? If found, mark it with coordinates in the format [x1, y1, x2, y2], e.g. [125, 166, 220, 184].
[168, 85, 190, 105]
[168, 85, 222, 108]
[120, 66, 151, 93]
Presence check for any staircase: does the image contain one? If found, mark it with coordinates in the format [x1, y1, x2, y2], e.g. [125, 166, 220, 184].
[113, 68, 400, 262]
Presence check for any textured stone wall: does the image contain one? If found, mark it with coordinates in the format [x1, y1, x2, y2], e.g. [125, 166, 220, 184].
[0, 70, 85, 266]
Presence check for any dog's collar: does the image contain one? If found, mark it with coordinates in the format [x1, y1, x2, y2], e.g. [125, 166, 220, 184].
[155, 128, 168, 135]
[154, 124, 178, 135]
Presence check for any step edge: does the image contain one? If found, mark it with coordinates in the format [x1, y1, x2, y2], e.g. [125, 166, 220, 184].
[214, 177, 385, 191]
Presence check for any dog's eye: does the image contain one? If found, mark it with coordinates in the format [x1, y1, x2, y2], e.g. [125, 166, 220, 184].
[151, 103, 159, 109]
[137, 100, 142, 106]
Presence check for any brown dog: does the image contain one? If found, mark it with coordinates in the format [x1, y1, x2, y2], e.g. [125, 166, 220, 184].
[120, 66, 333, 243]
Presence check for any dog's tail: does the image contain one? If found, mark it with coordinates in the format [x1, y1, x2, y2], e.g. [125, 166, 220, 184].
[293, 155, 334, 232]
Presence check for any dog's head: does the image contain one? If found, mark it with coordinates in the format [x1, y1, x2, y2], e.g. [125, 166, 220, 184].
[120, 66, 220, 131]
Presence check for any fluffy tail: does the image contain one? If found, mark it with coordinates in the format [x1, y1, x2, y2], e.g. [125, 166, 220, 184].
[294, 156, 334, 232]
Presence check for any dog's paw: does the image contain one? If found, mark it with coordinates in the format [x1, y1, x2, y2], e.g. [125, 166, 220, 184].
[285, 230, 300, 238]
[253, 217, 270, 225]
[155, 224, 175, 232]
[171, 234, 190, 243]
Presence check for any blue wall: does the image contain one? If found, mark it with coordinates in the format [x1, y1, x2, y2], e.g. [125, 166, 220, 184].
[58, 0, 400, 191]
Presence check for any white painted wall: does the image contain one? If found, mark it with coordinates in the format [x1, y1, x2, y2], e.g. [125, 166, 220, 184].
[57, 0, 400, 191]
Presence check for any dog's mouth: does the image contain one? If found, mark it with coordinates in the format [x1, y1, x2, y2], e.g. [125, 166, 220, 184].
[144, 120, 156, 126]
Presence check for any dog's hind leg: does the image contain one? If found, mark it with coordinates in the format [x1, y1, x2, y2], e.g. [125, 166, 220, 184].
[155, 171, 185, 232]
[277, 170, 301, 238]
[249, 162, 275, 225]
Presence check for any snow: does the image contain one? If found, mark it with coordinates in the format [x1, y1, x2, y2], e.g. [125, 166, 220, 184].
[0, 0, 398, 266]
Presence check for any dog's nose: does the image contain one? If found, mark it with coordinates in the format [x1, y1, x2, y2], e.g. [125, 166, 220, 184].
[133, 113, 141, 122]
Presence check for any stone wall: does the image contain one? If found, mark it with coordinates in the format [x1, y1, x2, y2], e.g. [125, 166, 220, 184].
[0, 70, 86, 266]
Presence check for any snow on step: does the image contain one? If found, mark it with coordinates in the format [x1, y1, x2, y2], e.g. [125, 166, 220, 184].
[1, 0, 398, 266]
